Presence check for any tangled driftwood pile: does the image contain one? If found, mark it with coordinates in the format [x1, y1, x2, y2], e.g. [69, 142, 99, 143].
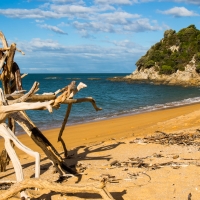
[97, 130, 200, 182]
[131, 130, 200, 146]
[0, 31, 115, 200]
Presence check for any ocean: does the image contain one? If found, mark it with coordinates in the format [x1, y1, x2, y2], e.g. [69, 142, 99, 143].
[8, 73, 200, 134]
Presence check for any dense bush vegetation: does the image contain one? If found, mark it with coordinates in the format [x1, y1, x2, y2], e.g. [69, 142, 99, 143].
[136, 25, 200, 74]
[160, 65, 174, 75]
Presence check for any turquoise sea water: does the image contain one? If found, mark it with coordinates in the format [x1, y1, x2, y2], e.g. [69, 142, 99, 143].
[10, 73, 200, 134]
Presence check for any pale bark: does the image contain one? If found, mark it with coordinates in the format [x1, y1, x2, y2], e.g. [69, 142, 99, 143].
[10, 111, 76, 175]
[58, 103, 72, 157]
[0, 178, 114, 200]
[9, 81, 39, 104]
[0, 123, 40, 181]
[6, 94, 102, 111]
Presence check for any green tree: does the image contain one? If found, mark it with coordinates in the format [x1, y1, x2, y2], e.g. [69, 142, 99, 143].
[160, 65, 174, 75]
[135, 24, 200, 75]
[144, 60, 155, 68]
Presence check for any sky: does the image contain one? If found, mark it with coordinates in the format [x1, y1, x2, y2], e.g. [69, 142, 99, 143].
[0, 0, 200, 73]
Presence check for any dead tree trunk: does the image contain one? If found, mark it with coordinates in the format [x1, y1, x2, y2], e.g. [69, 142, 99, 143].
[0, 178, 114, 200]
[0, 41, 17, 171]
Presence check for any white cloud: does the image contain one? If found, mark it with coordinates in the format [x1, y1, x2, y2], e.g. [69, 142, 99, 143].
[18, 37, 145, 57]
[172, 0, 200, 5]
[94, 0, 138, 5]
[73, 21, 116, 33]
[0, 0, 164, 37]
[0, 4, 96, 19]
[50, 4, 94, 14]
[50, 4, 115, 18]
[39, 24, 68, 34]
[0, 4, 114, 20]
[99, 12, 140, 25]
[16, 38, 145, 73]
[29, 38, 62, 49]
[51, 0, 85, 4]
[35, 19, 44, 23]
[51, 0, 75, 3]
[78, 29, 94, 38]
[112, 40, 139, 48]
[158, 6, 199, 17]
[123, 18, 162, 32]
[58, 22, 69, 27]
[72, 12, 162, 35]
[0, 9, 61, 19]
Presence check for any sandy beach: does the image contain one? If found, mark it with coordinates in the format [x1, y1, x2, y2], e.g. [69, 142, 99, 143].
[1, 103, 200, 199]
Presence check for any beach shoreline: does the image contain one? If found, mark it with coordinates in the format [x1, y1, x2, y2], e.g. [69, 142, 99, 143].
[13, 100, 200, 136]
[1, 101, 200, 155]
[1, 102, 200, 199]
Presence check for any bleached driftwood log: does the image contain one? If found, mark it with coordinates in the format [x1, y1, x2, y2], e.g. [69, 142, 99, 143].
[0, 178, 114, 200]
[0, 88, 54, 199]
[53, 81, 87, 108]
[6, 88, 102, 160]
[0, 31, 26, 170]
[9, 81, 39, 104]
[9, 82, 91, 173]
[6, 82, 101, 160]
[0, 29, 102, 176]
[0, 31, 9, 70]
[54, 81, 87, 157]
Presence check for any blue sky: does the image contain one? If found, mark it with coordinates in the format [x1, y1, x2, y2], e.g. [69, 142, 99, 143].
[0, 0, 200, 73]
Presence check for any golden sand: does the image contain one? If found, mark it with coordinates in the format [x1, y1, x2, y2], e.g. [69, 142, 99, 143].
[1, 103, 200, 199]
[0, 102, 199, 155]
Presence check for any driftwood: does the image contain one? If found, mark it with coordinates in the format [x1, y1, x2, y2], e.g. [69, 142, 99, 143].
[8, 81, 39, 105]
[0, 32, 9, 71]
[5, 84, 101, 175]
[55, 82, 88, 157]
[0, 178, 114, 200]
[10, 110, 76, 176]
[0, 31, 25, 169]
[6, 94, 102, 111]
[53, 81, 87, 108]
[0, 88, 54, 199]
[131, 131, 200, 146]
[58, 103, 72, 157]
[8, 81, 100, 173]
[0, 31, 102, 178]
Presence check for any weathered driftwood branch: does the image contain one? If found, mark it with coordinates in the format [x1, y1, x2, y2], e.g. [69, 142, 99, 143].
[9, 81, 39, 104]
[10, 62, 24, 92]
[0, 30, 102, 178]
[58, 103, 72, 157]
[55, 82, 87, 157]
[0, 32, 8, 50]
[0, 123, 41, 179]
[0, 52, 8, 71]
[6, 94, 56, 101]
[0, 31, 9, 70]
[53, 81, 87, 108]
[58, 103, 72, 142]
[53, 81, 76, 108]
[0, 31, 23, 171]
[64, 97, 102, 111]
[0, 88, 55, 199]
[0, 178, 114, 200]
[10, 111, 76, 176]
[6, 95, 102, 111]
[0, 123, 39, 199]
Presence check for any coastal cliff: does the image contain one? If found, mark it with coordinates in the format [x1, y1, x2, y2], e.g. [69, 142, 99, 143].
[119, 25, 200, 86]
[125, 58, 200, 86]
